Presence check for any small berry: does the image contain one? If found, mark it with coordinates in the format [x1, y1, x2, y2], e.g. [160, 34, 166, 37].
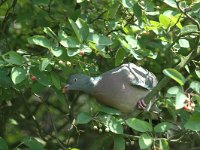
[183, 106, 188, 111]
[93, 126, 98, 130]
[58, 60, 64, 64]
[130, 141, 135, 145]
[79, 50, 85, 56]
[105, 127, 109, 132]
[156, 6, 160, 10]
[66, 61, 71, 66]
[99, 128, 103, 133]
[126, 142, 130, 146]
[31, 75, 37, 81]
[140, 0, 144, 5]
[191, 103, 195, 107]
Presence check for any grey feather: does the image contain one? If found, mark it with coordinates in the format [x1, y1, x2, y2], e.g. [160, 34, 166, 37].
[66, 63, 158, 113]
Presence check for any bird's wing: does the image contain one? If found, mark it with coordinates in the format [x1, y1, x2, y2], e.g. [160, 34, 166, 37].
[121, 63, 158, 90]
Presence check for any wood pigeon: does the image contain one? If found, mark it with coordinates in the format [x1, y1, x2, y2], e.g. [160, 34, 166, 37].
[64, 63, 158, 113]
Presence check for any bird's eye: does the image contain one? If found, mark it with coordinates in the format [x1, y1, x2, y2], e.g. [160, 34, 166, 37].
[74, 78, 77, 82]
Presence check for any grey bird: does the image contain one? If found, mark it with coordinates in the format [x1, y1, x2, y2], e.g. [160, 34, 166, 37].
[64, 63, 158, 113]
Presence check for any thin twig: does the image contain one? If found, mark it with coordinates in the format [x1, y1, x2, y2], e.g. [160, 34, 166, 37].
[20, 92, 47, 142]
[1, 0, 17, 34]
[176, 0, 200, 30]
[34, 94, 67, 149]
[90, 10, 108, 23]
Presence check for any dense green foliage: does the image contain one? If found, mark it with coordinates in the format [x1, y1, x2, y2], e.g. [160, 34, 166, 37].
[0, 0, 200, 149]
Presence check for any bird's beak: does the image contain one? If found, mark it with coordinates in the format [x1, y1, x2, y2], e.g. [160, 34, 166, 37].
[62, 84, 69, 93]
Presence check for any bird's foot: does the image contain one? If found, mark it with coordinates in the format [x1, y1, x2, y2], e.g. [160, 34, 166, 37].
[137, 99, 147, 110]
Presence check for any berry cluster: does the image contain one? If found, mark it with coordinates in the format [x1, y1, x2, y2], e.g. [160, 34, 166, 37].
[183, 94, 195, 112]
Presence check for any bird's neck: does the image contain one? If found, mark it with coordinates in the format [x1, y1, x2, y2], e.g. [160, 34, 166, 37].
[85, 76, 102, 94]
[91, 76, 102, 86]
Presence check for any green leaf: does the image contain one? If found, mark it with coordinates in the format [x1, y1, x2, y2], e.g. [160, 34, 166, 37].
[95, 45, 111, 58]
[58, 29, 68, 40]
[107, 117, 123, 134]
[39, 58, 50, 71]
[108, 3, 120, 18]
[125, 118, 153, 132]
[190, 81, 200, 94]
[11, 67, 26, 84]
[143, 0, 155, 12]
[133, 3, 142, 23]
[22, 137, 44, 150]
[60, 36, 79, 48]
[28, 35, 51, 49]
[67, 48, 80, 56]
[32, 0, 49, 5]
[68, 18, 83, 42]
[170, 14, 182, 29]
[175, 92, 187, 109]
[181, 25, 198, 34]
[121, 0, 134, 8]
[167, 86, 180, 95]
[191, 2, 200, 13]
[31, 68, 51, 86]
[43, 27, 57, 39]
[9, 118, 18, 125]
[163, 68, 186, 86]
[76, 18, 89, 41]
[125, 35, 138, 49]
[54, 88, 67, 105]
[51, 72, 61, 89]
[98, 35, 112, 46]
[89, 34, 112, 46]
[179, 39, 190, 48]
[185, 112, 200, 131]
[159, 14, 171, 29]
[67, 45, 92, 57]
[100, 106, 121, 115]
[76, 112, 92, 124]
[113, 135, 125, 150]
[0, 69, 12, 88]
[31, 82, 46, 94]
[99, 115, 123, 134]
[51, 46, 63, 57]
[159, 139, 170, 150]
[195, 69, 200, 78]
[154, 122, 172, 133]
[3, 51, 23, 65]
[80, 45, 92, 53]
[115, 48, 127, 66]
[163, 0, 177, 8]
[139, 134, 153, 149]
[0, 137, 8, 150]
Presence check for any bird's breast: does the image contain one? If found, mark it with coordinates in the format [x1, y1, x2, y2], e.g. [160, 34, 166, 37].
[93, 78, 148, 113]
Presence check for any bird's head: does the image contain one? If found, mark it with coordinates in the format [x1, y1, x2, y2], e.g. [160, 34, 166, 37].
[63, 74, 94, 94]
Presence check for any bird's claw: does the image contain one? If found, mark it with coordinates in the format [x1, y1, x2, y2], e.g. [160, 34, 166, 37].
[137, 99, 147, 110]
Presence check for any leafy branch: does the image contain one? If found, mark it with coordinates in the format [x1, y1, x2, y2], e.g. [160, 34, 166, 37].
[132, 1, 200, 116]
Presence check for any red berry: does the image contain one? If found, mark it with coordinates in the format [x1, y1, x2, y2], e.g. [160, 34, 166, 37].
[31, 75, 37, 81]
[79, 50, 85, 56]
[183, 106, 188, 111]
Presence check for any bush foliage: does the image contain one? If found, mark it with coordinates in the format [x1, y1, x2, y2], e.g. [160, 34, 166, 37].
[0, 0, 200, 149]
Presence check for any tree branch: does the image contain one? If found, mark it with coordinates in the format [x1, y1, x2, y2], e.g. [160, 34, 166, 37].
[130, 1, 200, 116]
